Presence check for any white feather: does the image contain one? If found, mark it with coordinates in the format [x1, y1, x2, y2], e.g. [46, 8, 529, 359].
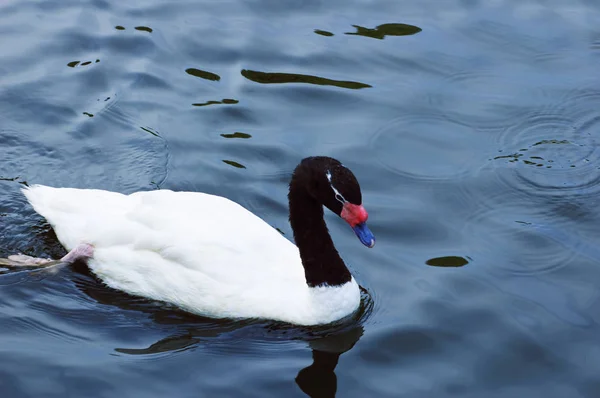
[21, 185, 360, 325]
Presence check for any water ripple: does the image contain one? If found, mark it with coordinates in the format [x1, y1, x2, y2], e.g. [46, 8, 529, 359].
[433, 68, 542, 130]
[369, 112, 490, 181]
[459, 177, 583, 276]
[70, 270, 374, 358]
[493, 93, 600, 198]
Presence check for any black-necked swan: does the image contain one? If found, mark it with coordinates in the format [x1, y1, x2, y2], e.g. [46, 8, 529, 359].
[0, 156, 375, 325]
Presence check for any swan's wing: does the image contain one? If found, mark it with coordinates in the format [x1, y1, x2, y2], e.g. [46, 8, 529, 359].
[127, 189, 305, 285]
[22, 186, 305, 287]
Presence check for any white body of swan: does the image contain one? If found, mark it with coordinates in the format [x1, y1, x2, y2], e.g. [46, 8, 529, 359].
[22, 185, 361, 325]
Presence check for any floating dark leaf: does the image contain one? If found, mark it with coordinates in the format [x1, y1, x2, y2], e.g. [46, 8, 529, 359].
[345, 23, 422, 40]
[314, 29, 334, 37]
[241, 69, 371, 90]
[222, 160, 246, 169]
[186, 68, 221, 82]
[425, 256, 469, 267]
[220, 132, 252, 139]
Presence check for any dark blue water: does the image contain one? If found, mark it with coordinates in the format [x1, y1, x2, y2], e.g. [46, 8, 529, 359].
[2, 0, 600, 396]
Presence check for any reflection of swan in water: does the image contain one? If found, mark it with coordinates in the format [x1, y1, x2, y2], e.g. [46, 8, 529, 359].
[0, 259, 367, 396]
[296, 326, 363, 398]
[71, 264, 367, 397]
[111, 320, 362, 398]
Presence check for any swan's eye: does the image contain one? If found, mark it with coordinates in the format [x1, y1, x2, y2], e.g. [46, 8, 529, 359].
[326, 171, 347, 204]
[325, 168, 362, 205]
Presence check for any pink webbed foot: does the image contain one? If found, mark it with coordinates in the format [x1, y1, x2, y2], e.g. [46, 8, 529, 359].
[60, 243, 94, 264]
[0, 254, 54, 267]
[0, 243, 94, 268]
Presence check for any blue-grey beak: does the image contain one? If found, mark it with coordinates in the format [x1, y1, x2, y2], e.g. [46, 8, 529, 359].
[352, 222, 375, 248]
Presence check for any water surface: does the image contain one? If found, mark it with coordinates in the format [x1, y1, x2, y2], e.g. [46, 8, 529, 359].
[1, 0, 600, 396]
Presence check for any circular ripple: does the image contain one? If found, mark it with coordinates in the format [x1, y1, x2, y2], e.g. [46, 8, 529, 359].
[493, 102, 600, 198]
[461, 84, 600, 276]
[370, 113, 490, 181]
[460, 186, 579, 276]
[431, 68, 546, 131]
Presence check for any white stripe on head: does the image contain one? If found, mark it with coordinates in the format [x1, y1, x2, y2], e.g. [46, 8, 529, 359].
[326, 170, 346, 204]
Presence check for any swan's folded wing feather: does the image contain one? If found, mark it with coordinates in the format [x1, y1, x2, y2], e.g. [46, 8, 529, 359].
[23, 186, 305, 287]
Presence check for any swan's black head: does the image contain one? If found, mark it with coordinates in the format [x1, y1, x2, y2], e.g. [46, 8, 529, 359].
[292, 156, 375, 248]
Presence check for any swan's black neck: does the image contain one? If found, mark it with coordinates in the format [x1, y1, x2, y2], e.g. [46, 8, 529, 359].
[289, 168, 352, 288]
